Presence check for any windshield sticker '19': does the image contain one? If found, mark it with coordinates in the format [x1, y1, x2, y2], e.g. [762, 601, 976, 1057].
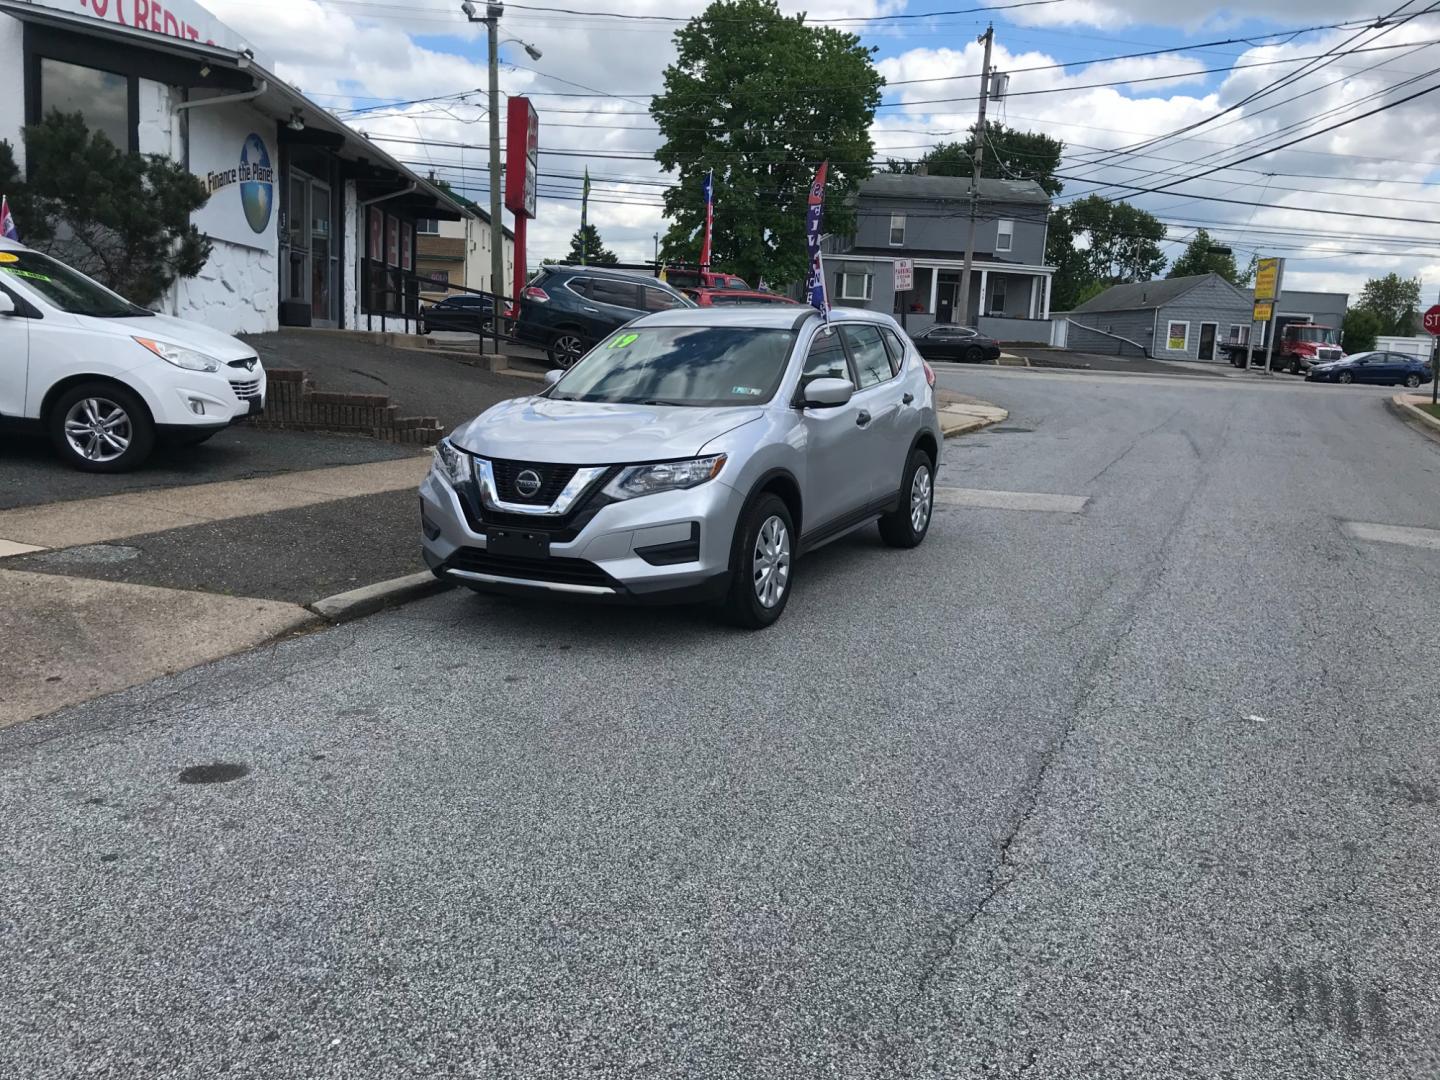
[608, 333, 640, 349]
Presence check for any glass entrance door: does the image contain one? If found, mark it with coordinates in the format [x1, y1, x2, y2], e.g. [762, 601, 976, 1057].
[286, 175, 310, 309]
[310, 182, 333, 324]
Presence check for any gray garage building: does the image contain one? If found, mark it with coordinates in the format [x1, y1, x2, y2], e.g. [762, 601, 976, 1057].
[1060, 273, 1255, 361]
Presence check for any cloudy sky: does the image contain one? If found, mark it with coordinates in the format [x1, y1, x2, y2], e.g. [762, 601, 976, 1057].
[203, 0, 1440, 298]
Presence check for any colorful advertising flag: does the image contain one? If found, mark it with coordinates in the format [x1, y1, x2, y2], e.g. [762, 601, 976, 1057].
[0, 196, 18, 242]
[803, 161, 829, 315]
[699, 169, 714, 270]
[580, 168, 591, 265]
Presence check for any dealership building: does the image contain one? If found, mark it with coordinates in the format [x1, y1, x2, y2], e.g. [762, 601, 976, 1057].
[0, 0, 474, 335]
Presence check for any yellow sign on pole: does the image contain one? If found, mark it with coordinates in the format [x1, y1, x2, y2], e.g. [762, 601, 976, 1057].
[1253, 300, 1274, 322]
[1254, 258, 1282, 302]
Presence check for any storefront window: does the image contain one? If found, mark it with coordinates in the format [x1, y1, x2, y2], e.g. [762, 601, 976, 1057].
[38, 58, 131, 151]
[368, 208, 383, 261]
[401, 223, 412, 271]
[386, 217, 400, 266]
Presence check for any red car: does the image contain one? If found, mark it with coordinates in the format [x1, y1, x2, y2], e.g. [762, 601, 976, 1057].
[663, 267, 751, 291]
[682, 287, 801, 307]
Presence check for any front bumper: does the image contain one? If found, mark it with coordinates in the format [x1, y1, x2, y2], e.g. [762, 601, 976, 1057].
[126, 363, 268, 426]
[418, 462, 743, 604]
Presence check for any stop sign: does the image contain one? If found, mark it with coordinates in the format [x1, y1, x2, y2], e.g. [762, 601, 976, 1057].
[1425, 304, 1440, 336]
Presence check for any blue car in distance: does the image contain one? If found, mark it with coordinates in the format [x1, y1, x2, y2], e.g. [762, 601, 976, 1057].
[1307, 350, 1434, 388]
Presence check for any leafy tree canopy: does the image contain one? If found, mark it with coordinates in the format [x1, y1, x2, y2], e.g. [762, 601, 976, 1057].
[567, 223, 618, 266]
[885, 122, 1065, 197]
[651, 0, 883, 286]
[1166, 229, 1254, 287]
[1341, 306, 1381, 353]
[1045, 194, 1167, 311]
[1357, 272, 1422, 335]
[0, 111, 210, 305]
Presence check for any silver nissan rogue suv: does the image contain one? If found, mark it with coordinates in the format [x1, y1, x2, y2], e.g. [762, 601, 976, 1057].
[419, 306, 943, 628]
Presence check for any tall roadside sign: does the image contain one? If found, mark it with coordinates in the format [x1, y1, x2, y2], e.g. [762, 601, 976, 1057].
[894, 258, 914, 331]
[1423, 302, 1440, 406]
[1252, 257, 1284, 374]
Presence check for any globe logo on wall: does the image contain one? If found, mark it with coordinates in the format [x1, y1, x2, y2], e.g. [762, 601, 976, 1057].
[238, 133, 274, 234]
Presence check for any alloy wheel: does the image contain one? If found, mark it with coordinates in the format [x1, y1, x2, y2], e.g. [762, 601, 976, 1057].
[752, 515, 791, 609]
[1406, 373, 1421, 388]
[555, 334, 584, 365]
[910, 464, 933, 534]
[63, 397, 132, 463]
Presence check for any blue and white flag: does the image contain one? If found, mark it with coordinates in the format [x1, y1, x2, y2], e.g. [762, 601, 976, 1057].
[803, 162, 828, 315]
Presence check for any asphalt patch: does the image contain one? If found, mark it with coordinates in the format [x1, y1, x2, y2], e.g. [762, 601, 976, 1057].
[177, 762, 250, 784]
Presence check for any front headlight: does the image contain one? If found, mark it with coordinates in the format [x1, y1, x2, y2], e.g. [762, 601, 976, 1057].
[432, 439, 472, 488]
[133, 337, 220, 373]
[603, 455, 726, 500]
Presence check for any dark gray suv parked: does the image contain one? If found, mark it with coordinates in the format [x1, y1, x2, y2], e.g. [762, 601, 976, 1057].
[513, 265, 694, 366]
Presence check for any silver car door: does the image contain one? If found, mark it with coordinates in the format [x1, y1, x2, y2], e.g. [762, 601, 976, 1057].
[797, 324, 872, 534]
[840, 322, 910, 504]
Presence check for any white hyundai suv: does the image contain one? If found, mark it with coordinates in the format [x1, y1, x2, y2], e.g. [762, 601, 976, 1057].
[0, 238, 266, 472]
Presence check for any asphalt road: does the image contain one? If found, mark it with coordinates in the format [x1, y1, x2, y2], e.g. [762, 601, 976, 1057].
[3, 370, 1439, 1078]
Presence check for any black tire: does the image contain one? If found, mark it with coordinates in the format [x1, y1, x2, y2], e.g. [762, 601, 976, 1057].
[547, 329, 588, 368]
[1338, 371, 1355, 384]
[723, 493, 795, 630]
[879, 447, 935, 549]
[48, 381, 155, 473]
[1405, 373, 1422, 388]
[965, 345, 984, 364]
[1290, 359, 1301, 375]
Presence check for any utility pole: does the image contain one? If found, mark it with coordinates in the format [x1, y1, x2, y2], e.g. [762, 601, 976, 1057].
[955, 23, 993, 328]
[485, 3, 504, 330]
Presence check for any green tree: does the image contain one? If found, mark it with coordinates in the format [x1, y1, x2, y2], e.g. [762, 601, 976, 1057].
[1045, 194, 1167, 310]
[1166, 229, 1250, 286]
[0, 111, 210, 305]
[1357, 272, 1422, 335]
[651, 0, 883, 285]
[1341, 306, 1381, 353]
[886, 123, 1065, 198]
[567, 223, 618, 266]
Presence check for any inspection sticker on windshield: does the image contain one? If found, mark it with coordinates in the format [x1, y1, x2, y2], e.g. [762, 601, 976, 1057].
[608, 332, 640, 349]
[0, 253, 17, 263]
[731, 386, 764, 396]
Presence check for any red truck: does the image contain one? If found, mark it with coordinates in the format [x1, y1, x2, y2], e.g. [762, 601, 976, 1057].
[1222, 321, 1344, 373]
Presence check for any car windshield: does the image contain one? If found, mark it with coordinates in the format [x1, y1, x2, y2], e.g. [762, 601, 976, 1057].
[0, 248, 151, 318]
[1291, 326, 1339, 344]
[550, 326, 793, 406]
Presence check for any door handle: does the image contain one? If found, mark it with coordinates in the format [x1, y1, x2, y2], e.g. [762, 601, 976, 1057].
[856, 410, 872, 427]
[902, 392, 914, 405]
[582, 306, 600, 313]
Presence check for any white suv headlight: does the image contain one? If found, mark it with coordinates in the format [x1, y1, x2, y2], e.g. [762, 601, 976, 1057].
[432, 439, 472, 488]
[133, 337, 220, 373]
[604, 455, 726, 500]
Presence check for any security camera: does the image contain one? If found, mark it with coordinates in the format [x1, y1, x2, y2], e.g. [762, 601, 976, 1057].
[460, 1, 476, 17]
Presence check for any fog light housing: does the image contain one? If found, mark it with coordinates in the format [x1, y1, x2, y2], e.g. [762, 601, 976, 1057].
[188, 398, 206, 415]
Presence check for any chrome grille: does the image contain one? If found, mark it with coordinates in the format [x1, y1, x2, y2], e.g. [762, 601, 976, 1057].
[230, 379, 262, 400]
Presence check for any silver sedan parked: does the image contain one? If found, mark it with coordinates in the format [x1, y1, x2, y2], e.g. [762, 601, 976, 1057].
[419, 306, 943, 628]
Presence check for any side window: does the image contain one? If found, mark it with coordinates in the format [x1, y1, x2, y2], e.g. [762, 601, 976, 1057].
[880, 327, 908, 372]
[643, 287, 683, 312]
[567, 278, 590, 299]
[587, 279, 639, 308]
[801, 327, 851, 386]
[841, 325, 893, 388]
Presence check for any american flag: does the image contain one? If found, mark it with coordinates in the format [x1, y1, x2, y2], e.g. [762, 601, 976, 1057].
[699, 170, 714, 270]
[0, 196, 17, 242]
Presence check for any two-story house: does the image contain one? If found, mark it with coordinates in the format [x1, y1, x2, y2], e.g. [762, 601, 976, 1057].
[822, 173, 1055, 335]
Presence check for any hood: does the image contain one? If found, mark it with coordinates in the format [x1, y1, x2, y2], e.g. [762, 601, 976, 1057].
[84, 312, 258, 363]
[450, 396, 765, 465]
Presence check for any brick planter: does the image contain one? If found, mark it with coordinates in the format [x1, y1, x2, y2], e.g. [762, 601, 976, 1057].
[249, 369, 443, 446]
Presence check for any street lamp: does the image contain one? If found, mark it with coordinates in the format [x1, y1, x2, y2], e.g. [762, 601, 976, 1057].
[461, 2, 541, 331]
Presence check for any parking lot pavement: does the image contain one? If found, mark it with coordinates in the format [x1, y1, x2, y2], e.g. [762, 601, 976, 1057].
[0, 426, 414, 510]
[241, 330, 543, 432]
[2, 368, 1438, 1078]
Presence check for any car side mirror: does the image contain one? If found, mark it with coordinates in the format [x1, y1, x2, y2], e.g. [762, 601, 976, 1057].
[0, 292, 15, 316]
[802, 377, 855, 408]
[544, 369, 564, 386]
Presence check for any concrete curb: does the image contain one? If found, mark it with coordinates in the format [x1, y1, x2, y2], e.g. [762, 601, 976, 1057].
[938, 401, 1008, 438]
[308, 571, 454, 623]
[1388, 393, 1440, 441]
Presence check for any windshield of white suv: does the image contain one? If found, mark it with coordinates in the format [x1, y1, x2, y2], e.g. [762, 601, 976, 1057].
[0, 249, 151, 318]
[550, 326, 793, 406]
